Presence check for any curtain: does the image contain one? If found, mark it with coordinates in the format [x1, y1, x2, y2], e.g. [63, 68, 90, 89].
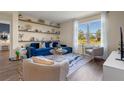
[73, 20, 79, 53]
[101, 12, 109, 59]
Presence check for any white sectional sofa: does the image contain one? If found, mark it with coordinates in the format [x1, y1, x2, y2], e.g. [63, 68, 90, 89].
[23, 59, 69, 81]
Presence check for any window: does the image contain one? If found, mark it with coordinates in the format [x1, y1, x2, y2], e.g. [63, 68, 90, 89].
[78, 20, 101, 46]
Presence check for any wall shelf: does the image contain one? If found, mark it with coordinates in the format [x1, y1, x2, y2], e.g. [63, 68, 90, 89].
[18, 41, 42, 42]
[18, 40, 60, 42]
[19, 19, 60, 28]
[18, 17, 60, 45]
[19, 30, 60, 35]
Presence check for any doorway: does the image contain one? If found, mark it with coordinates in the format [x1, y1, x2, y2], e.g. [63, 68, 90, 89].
[0, 22, 10, 66]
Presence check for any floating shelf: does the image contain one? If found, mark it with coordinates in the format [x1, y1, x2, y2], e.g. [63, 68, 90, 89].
[18, 40, 60, 42]
[19, 30, 60, 35]
[19, 19, 60, 28]
[18, 41, 42, 42]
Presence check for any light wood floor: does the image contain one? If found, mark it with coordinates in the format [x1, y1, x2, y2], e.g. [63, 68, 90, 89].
[68, 59, 104, 81]
[0, 51, 104, 81]
[0, 50, 10, 67]
[0, 50, 20, 80]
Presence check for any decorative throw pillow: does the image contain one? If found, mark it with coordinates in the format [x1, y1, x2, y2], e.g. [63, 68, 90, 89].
[32, 57, 54, 65]
[42, 42, 46, 48]
[45, 42, 51, 48]
[50, 42, 53, 47]
[52, 41, 58, 47]
[30, 43, 39, 49]
[39, 42, 43, 48]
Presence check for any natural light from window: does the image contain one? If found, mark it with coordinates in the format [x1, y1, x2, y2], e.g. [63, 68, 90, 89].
[78, 20, 101, 46]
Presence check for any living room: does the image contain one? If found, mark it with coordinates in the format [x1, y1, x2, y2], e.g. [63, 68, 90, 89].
[0, 11, 124, 81]
[1, 0, 124, 92]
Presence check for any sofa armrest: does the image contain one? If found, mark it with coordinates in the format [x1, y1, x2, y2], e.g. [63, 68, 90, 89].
[58, 59, 69, 80]
[92, 47, 104, 56]
[26, 47, 36, 58]
[61, 44, 67, 47]
[63, 47, 72, 54]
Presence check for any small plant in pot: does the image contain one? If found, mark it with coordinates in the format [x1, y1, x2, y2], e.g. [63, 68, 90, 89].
[15, 49, 20, 60]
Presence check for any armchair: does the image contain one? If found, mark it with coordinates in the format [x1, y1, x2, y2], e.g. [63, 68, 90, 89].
[85, 47, 104, 59]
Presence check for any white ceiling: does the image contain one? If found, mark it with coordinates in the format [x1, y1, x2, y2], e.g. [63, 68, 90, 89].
[20, 11, 100, 23]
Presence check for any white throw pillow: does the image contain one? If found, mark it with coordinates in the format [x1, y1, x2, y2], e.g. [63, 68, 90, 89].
[50, 42, 53, 47]
[42, 42, 46, 48]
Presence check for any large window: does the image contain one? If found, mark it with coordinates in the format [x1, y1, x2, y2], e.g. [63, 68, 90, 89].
[78, 20, 101, 46]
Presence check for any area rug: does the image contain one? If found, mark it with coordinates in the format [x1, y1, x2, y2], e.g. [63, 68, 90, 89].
[44, 53, 92, 76]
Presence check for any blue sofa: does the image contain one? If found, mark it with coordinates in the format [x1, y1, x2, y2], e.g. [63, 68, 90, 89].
[26, 42, 72, 58]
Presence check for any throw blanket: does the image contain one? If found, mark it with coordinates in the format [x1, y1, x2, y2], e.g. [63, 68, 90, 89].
[44, 53, 86, 67]
[37, 53, 92, 75]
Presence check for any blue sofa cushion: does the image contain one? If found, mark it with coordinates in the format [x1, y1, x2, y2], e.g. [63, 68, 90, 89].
[28, 47, 53, 57]
[61, 44, 67, 47]
[62, 47, 72, 54]
[35, 47, 53, 56]
[29, 47, 36, 56]
[30, 43, 39, 49]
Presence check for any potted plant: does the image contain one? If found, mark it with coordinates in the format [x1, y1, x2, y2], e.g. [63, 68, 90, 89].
[15, 50, 20, 60]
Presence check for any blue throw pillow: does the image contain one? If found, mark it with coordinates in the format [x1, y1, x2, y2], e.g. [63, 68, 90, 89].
[45, 42, 51, 48]
[52, 42, 58, 47]
[30, 43, 39, 49]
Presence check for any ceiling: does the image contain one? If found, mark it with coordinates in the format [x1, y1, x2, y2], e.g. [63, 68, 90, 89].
[20, 11, 101, 23]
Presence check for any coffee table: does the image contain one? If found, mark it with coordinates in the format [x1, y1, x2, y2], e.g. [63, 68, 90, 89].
[50, 48, 67, 55]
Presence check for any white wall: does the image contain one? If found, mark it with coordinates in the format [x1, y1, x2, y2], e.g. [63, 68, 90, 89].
[0, 13, 11, 22]
[10, 12, 19, 56]
[107, 12, 124, 54]
[60, 20, 73, 47]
